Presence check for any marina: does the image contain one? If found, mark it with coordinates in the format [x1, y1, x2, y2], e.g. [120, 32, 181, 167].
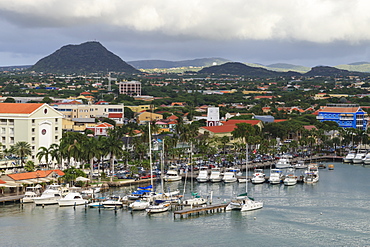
[1, 162, 370, 246]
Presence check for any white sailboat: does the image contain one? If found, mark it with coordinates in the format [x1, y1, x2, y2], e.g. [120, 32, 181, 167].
[226, 143, 263, 212]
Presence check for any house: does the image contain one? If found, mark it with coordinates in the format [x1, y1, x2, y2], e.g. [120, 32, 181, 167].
[137, 112, 163, 124]
[316, 104, 369, 130]
[86, 122, 114, 136]
[0, 103, 63, 163]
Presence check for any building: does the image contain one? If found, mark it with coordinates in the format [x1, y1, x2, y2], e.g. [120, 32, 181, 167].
[53, 104, 124, 121]
[137, 112, 163, 124]
[207, 107, 220, 126]
[86, 122, 114, 136]
[0, 103, 63, 164]
[316, 104, 368, 130]
[119, 81, 141, 96]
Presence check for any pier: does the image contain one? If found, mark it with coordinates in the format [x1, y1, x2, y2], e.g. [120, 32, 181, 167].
[173, 204, 227, 219]
[0, 194, 24, 204]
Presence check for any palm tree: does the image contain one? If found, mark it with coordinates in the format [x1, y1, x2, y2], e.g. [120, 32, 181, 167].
[24, 160, 35, 172]
[13, 141, 32, 167]
[36, 146, 51, 168]
[80, 137, 100, 181]
[105, 128, 124, 182]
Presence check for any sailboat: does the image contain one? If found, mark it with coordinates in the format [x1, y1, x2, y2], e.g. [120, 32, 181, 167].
[226, 143, 263, 212]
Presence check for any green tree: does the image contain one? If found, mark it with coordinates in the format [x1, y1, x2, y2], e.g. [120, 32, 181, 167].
[13, 141, 32, 167]
[24, 161, 35, 172]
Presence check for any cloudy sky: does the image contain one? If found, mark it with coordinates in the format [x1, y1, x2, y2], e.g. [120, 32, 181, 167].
[1, 0, 370, 67]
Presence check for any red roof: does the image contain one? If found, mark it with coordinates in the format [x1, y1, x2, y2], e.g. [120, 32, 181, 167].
[0, 179, 6, 184]
[202, 125, 238, 133]
[108, 113, 123, 118]
[319, 106, 361, 113]
[222, 120, 261, 126]
[304, 125, 317, 131]
[80, 92, 92, 95]
[167, 115, 179, 120]
[0, 103, 43, 114]
[95, 122, 114, 128]
[7, 169, 64, 181]
[274, 119, 288, 122]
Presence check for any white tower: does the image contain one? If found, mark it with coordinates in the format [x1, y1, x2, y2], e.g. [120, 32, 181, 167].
[207, 107, 220, 126]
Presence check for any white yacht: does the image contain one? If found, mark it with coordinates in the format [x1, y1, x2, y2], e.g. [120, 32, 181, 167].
[164, 165, 182, 182]
[58, 192, 88, 206]
[363, 152, 370, 165]
[275, 155, 292, 169]
[222, 168, 238, 183]
[268, 169, 283, 184]
[226, 193, 263, 212]
[129, 199, 150, 211]
[209, 168, 222, 182]
[182, 192, 207, 206]
[22, 185, 42, 203]
[102, 195, 123, 208]
[304, 165, 319, 183]
[294, 160, 307, 169]
[343, 150, 356, 163]
[284, 168, 297, 186]
[146, 200, 171, 214]
[196, 167, 209, 183]
[33, 184, 62, 206]
[251, 169, 266, 184]
[353, 150, 367, 164]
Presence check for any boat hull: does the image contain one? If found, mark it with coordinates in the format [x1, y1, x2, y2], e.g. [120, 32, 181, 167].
[34, 196, 60, 205]
[58, 199, 88, 207]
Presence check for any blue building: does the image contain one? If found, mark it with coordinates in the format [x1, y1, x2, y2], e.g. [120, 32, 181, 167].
[316, 104, 368, 130]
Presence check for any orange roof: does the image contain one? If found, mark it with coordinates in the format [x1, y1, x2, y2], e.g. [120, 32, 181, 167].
[80, 92, 92, 95]
[7, 170, 64, 181]
[167, 115, 179, 120]
[274, 119, 288, 122]
[95, 122, 114, 128]
[0, 103, 43, 114]
[202, 125, 238, 133]
[304, 125, 317, 130]
[319, 106, 361, 113]
[0, 179, 6, 184]
[222, 120, 261, 126]
[108, 113, 123, 118]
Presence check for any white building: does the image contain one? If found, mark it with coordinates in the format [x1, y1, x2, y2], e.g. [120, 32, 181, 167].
[207, 107, 220, 126]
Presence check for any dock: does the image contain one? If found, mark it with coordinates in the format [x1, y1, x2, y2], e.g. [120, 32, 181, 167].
[0, 195, 24, 204]
[173, 204, 227, 219]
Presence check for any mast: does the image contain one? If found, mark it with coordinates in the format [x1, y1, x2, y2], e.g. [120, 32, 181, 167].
[246, 143, 248, 194]
[161, 138, 164, 193]
[149, 121, 153, 188]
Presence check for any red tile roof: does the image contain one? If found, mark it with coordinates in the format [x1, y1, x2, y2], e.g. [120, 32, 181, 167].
[274, 119, 288, 122]
[0, 103, 44, 114]
[221, 120, 261, 126]
[304, 125, 317, 130]
[167, 115, 179, 120]
[202, 125, 238, 133]
[319, 106, 362, 113]
[0, 179, 6, 184]
[95, 122, 114, 128]
[7, 170, 64, 181]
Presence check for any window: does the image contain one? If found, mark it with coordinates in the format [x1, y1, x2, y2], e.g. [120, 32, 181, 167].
[1, 128, 5, 134]
[9, 128, 14, 135]
[55, 127, 58, 131]
[10, 137, 14, 144]
[32, 128, 35, 134]
[55, 118, 58, 123]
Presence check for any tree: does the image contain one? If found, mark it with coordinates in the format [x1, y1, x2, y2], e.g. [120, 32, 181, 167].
[36, 146, 51, 168]
[24, 161, 35, 172]
[13, 141, 32, 167]
[105, 128, 124, 182]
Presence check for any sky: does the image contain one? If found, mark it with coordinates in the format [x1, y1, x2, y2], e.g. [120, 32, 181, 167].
[1, 0, 370, 67]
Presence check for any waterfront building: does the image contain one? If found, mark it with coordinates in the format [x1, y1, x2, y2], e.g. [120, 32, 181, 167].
[119, 81, 141, 96]
[0, 103, 63, 165]
[53, 104, 124, 121]
[316, 104, 369, 130]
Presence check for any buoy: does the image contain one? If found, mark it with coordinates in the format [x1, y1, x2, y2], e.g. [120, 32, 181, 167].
[254, 217, 256, 220]
[320, 212, 323, 215]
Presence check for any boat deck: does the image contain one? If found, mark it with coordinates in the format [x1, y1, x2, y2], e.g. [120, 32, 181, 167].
[173, 204, 227, 218]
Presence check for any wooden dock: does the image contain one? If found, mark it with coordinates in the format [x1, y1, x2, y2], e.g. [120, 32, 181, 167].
[0, 195, 24, 204]
[174, 204, 227, 219]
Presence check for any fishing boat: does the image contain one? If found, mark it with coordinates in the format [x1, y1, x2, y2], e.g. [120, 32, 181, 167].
[343, 150, 356, 163]
[363, 152, 370, 165]
[352, 150, 367, 164]
[251, 169, 266, 184]
[58, 191, 88, 207]
[226, 143, 263, 212]
[275, 155, 292, 169]
[33, 184, 62, 206]
[196, 167, 209, 183]
[283, 168, 297, 186]
[21, 185, 42, 203]
[163, 165, 182, 182]
[294, 160, 307, 169]
[268, 169, 283, 184]
[209, 168, 222, 182]
[304, 165, 319, 183]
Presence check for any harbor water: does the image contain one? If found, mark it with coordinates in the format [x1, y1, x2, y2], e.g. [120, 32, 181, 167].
[1, 162, 370, 246]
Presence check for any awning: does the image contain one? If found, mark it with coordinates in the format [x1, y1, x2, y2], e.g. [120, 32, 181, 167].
[16, 180, 34, 185]
[38, 178, 51, 182]
[76, 177, 90, 182]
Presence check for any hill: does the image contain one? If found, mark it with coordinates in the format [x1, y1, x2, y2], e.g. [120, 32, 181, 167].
[304, 66, 368, 77]
[127, 58, 230, 69]
[29, 41, 140, 74]
[197, 62, 301, 77]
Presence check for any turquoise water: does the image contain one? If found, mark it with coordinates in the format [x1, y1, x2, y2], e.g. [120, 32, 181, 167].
[1, 162, 370, 247]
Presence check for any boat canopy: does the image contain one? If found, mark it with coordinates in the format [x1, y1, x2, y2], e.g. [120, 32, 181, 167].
[138, 185, 153, 190]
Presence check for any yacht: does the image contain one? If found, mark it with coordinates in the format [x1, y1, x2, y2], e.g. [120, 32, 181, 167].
[163, 165, 182, 182]
[268, 169, 283, 184]
[352, 150, 367, 164]
[251, 169, 266, 184]
[58, 191, 88, 207]
[222, 168, 238, 183]
[363, 152, 370, 165]
[22, 185, 42, 203]
[209, 168, 222, 182]
[33, 184, 62, 206]
[294, 160, 307, 169]
[196, 167, 209, 183]
[226, 193, 263, 212]
[275, 155, 292, 169]
[304, 165, 319, 183]
[146, 200, 171, 214]
[182, 192, 207, 206]
[343, 150, 356, 163]
[284, 168, 297, 186]
[102, 195, 123, 208]
[129, 199, 150, 211]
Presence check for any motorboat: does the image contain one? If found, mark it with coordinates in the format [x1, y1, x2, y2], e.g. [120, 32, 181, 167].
[353, 150, 367, 164]
[102, 195, 123, 208]
[304, 165, 319, 183]
[196, 167, 209, 183]
[33, 184, 62, 206]
[146, 200, 171, 214]
[251, 169, 266, 184]
[363, 152, 370, 165]
[81, 187, 101, 197]
[284, 168, 297, 186]
[343, 150, 356, 163]
[159, 189, 182, 203]
[164, 165, 182, 182]
[226, 193, 263, 212]
[209, 168, 222, 182]
[268, 169, 283, 184]
[129, 199, 150, 211]
[58, 191, 88, 207]
[182, 192, 207, 206]
[275, 155, 292, 169]
[294, 160, 307, 169]
[22, 185, 42, 203]
[222, 168, 238, 183]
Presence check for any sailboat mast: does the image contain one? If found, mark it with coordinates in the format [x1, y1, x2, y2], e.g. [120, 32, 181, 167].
[246, 143, 248, 193]
[161, 139, 164, 193]
[149, 121, 153, 188]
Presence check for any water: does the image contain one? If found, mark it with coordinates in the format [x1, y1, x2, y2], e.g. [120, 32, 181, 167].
[1, 162, 370, 246]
